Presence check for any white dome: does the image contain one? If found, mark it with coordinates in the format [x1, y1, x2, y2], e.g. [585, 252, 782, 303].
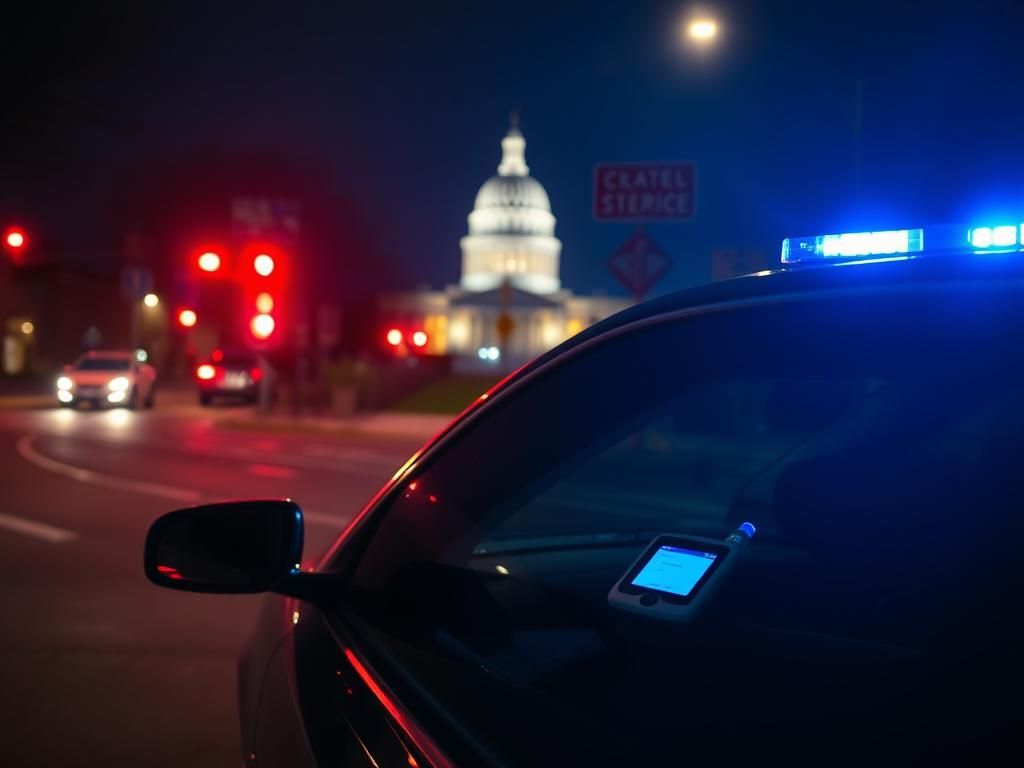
[474, 174, 551, 212]
[460, 121, 562, 295]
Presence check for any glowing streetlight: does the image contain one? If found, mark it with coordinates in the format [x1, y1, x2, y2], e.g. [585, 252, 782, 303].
[685, 18, 718, 44]
[143, 293, 159, 308]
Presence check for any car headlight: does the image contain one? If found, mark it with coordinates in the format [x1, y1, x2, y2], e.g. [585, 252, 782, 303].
[108, 377, 131, 392]
[57, 376, 73, 391]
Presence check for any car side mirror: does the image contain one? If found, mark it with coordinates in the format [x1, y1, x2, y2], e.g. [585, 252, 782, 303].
[144, 500, 303, 594]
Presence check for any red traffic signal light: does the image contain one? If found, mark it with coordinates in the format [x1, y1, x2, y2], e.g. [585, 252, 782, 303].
[253, 253, 275, 277]
[178, 308, 198, 328]
[250, 313, 275, 340]
[411, 330, 428, 348]
[5, 228, 26, 249]
[197, 251, 222, 272]
[386, 328, 403, 346]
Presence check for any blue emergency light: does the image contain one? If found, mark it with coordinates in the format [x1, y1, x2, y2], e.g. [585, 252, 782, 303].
[782, 221, 1024, 264]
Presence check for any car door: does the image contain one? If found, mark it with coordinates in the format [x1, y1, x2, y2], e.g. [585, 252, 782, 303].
[312, 283, 1024, 767]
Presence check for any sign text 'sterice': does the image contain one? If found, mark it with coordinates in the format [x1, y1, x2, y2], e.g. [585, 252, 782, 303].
[594, 164, 695, 221]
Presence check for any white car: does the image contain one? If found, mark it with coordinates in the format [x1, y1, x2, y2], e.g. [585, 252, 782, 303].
[57, 350, 156, 409]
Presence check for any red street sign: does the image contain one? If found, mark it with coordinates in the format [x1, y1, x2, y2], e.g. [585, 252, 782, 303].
[594, 163, 695, 221]
[608, 228, 671, 302]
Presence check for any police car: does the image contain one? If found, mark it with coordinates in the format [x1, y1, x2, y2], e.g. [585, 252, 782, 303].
[145, 223, 1024, 767]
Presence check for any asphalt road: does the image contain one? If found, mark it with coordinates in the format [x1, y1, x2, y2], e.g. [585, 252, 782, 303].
[0, 399, 429, 767]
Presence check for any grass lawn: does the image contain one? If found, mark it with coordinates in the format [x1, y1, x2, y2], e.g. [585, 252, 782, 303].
[388, 375, 502, 414]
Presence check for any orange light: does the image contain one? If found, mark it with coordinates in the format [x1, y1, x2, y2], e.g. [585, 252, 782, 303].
[253, 254, 275, 277]
[255, 292, 274, 313]
[196, 364, 216, 380]
[386, 328, 403, 346]
[411, 331, 428, 348]
[197, 251, 221, 272]
[5, 229, 26, 249]
[250, 313, 275, 339]
[177, 309, 197, 328]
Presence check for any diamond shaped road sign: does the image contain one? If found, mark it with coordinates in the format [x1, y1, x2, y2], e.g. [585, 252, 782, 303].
[607, 228, 671, 302]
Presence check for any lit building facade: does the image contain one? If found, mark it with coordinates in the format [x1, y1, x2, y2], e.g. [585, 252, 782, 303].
[381, 121, 628, 371]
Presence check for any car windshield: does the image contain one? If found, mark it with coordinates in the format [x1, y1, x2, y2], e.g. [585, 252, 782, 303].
[342, 282, 1024, 766]
[76, 358, 131, 371]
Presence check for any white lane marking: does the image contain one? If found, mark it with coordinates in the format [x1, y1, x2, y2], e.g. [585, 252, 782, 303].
[17, 433, 347, 530]
[16, 433, 202, 503]
[0, 512, 79, 543]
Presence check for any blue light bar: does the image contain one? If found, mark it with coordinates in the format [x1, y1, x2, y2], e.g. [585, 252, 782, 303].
[781, 228, 924, 264]
[969, 223, 1022, 252]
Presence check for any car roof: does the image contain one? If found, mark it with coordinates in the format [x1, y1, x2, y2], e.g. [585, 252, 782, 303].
[527, 253, 1024, 375]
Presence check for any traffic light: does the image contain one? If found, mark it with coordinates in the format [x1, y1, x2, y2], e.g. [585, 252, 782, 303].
[255, 292, 274, 313]
[197, 251, 222, 272]
[3, 227, 28, 263]
[243, 244, 285, 344]
[253, 253, 275, 277]
[411, 330, 428, 348]
[386, 328, 403, 346]
[250, 313, 275, 340]
[5, 228, 26, 249]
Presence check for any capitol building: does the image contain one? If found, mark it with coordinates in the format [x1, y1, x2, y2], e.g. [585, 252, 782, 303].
[381, 120, 628, 370]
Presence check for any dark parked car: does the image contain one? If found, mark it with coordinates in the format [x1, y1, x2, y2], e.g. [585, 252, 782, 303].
[146, 224, 1024, 766]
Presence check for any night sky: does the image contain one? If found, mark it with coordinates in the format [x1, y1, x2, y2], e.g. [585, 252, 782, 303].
[4, 0, 1024, 298]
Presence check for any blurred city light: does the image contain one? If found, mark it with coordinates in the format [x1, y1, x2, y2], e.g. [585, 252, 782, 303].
[386, 328, 403, 346]
[20, 321, 34, 334]
[250, 313, 275, 339]
[177, 308, 198, 327]
[5, 229, 26, 249]
[253, 254, 275, 277]
[411, 330, 428, 347]
[196, 364, 216, 380]
[143, 293, 159, 307]
[255, 292, 274, 313]
[686, 18, 718, 42]
[198, 251, 222, 272]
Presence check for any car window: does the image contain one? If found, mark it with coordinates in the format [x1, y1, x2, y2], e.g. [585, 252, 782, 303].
[339, 285, 1024, 766]
[76, 358, 131, 371]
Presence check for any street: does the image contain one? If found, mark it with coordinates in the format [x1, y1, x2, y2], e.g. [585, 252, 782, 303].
[0, 397, 436, 767]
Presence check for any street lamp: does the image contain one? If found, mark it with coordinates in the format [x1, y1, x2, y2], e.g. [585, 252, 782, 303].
[143, 293, 159, 308]
[685, 17, 718, 44]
